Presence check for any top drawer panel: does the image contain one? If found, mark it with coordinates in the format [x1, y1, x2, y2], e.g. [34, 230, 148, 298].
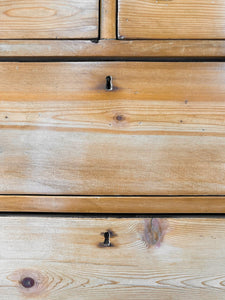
[0, 62, 225, 195]
[0, 0, 99, 39]
[118, 0, 225, 39]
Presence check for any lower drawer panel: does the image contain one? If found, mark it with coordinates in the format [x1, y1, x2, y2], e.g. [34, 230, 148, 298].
[1, 217, 225, 299]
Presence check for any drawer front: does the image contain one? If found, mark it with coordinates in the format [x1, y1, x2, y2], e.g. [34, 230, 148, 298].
[1, 217, 225, 299]
[1, 62, 225, 195]
[0, 0, 99, 39]
[118, 0, 225, 39]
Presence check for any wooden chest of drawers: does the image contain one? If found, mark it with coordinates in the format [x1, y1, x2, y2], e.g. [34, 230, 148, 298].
[0, 0, 225, 299]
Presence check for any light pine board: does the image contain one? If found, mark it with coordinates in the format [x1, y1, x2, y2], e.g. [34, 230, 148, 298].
[0, 0, 99, 39]
[0, 196, 225, 213]
[118, 0, 225, 39]
[1, 217, 225, 299]
[0, 62, 225, 195]
[2, 40, 225, 57]
[100, 0, 116, 39]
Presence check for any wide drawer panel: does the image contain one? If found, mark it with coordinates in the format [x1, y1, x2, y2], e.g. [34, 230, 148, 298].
[0, 62, 225, 195]
[118, 0, 225, 39]
[0, 0, 99, 39]
[1, 217, 225, 299]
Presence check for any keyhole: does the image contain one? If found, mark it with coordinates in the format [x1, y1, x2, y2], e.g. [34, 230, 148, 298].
[105, 76, 113, 91]
[104, 231, 111, 247]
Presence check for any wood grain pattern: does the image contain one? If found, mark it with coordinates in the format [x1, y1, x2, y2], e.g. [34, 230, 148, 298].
[1, 40, 225, 58]
[1, 62, 225, 195]
[0, 0, 99, 39]
[1, 217, 225, 299]
[0, 196, 225, 213]
[118, 0, 225, 39]
[100, 0, 116, 39]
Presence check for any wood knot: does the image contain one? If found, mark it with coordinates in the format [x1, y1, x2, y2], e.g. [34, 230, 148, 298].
[114, 114, 125, 122]
[143, 218, 168, 248]
[8, 269, 47, 296]
[21, 277, 35, 288]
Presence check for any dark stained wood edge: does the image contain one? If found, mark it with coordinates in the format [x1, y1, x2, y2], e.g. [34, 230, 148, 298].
[1, 40, 225, 58]
[0, 196, 224, 213]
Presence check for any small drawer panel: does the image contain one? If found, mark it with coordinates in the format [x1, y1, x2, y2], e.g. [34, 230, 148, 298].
[0, 62, 225, 195]
[1, 217, 225, 299]
[0, 0, 99, 39]
[118, 0, 225, 39]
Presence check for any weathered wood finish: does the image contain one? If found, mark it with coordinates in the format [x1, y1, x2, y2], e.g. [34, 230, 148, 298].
[0, 0, 99, 39]
[118, 0, 225, 39]
[0, 62, 225, 195]
[1, 2, 224, 300]
[100, 0, 116, 39]
[1, 217, 225, 299]
[0, 196, 225, 213]
[3, 40, 225, 57]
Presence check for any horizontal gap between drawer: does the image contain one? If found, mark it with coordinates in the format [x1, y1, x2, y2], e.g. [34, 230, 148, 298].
[116, 38, 225, 41]
[0, 213, 225, 218]
[1, 57, 225, 62]
[2, 38, 225, 41]
[0, 194, 225, 197]
[0, 38, 100, 41]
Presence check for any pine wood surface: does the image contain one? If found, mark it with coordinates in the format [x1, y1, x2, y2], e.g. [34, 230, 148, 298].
[1, 217, 225, 299]
[2, 40, 225, 57]
[118, 0, 225, 39]
[0, 62, 225, 195]
[0, 195, 224, 213]
[0, 0, 99, 39]
[100, 0, 116, 39]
